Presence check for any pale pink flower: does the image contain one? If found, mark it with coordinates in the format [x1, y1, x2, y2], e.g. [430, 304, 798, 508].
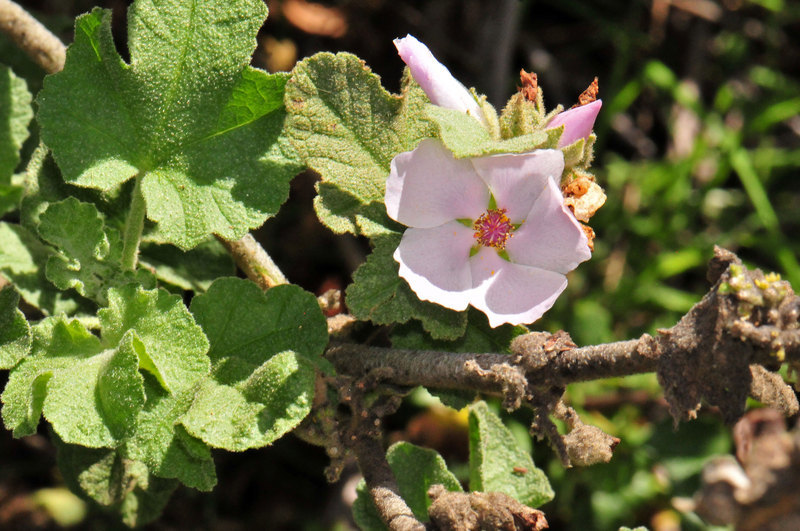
[385, 139, 591, 327]
[394, 34, 487, 126]
[546, 100, 602, 147]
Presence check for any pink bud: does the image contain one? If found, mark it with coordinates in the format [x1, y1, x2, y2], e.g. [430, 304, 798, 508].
[546, 99, 602, 147]
[394, 35, 487, 126]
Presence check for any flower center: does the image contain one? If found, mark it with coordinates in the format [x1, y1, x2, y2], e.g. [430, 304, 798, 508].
[473, 208, 514, 250]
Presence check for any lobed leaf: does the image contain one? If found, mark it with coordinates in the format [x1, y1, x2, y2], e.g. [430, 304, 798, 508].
[183, 278, 327, 450]
[285, 53, 431, 236]
[55, 437, 178, 528]
[0, 286, 31, 369]
[38, 198, 155, 304]
[1, 316, 108, 443]
[179, 350, 316, 451]
[42, 331, 145, 447]
[99, 284, 210, 394]
[37, 1, 302, 249]
[468, 401, 553, 508]
[0, 222, 89, 316]
[123, 377, 217, 491]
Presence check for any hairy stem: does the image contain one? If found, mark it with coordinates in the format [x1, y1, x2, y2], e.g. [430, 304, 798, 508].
[0, 0, 65, 74]
[121, 175, 146, 271]
[326, 338, 655, 395]
[217, 233, 288, 290]
[352, 433, 425, 531]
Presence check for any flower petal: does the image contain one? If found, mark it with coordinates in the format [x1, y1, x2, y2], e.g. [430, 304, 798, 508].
[546, 100, 602, 148]
[505, 178, 591, 273]
[471, 149, 565, 222]
[394, 35, 487, 126]
[386, 139, 489, 228]
[469, 247, 568, 327]
[394, 221, 476, 311]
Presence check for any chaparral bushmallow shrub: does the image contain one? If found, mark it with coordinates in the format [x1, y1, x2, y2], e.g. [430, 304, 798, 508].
[2, 1, 798, 529]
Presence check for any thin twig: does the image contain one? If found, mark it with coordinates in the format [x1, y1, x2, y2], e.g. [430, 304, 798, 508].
[0, 0, 65, 74]
[216, 234, 288, 290]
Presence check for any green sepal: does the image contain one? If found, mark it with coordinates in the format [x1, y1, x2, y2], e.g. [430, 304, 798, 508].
[425, 105, 549, 158]
[468, 401, 553, 508]
[499, 92, 546, 139]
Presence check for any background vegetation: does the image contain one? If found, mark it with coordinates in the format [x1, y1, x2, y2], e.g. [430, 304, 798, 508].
[1, 0, 798, 529]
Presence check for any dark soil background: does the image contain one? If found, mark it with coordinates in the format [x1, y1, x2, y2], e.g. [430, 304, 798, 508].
[2, 0, 799, 529]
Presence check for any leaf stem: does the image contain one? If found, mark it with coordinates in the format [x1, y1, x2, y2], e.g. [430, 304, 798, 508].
[0, 0, 66, 74]
[121, 175, 146, 271]
[216, 233, 288, 290]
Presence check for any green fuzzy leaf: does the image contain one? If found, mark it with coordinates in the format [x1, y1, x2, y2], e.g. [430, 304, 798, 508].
[0, 286, 31, 369]
[55, 438, 178, 527]
[426, 105, 550, 158]
[285, 53, 432, 236]
[0, 64, 33, 184]
[1, 316, 146, 448]
[190, 279, 329, 369]
[38, 198, 155, 304]
[346, 234, 467, 340]
[0, 183, 24, 216]
[183, 279, 328, 450]
[138, 236, 235, 292]
[43, 331, 145, 447]
[180, 350, 315, 451]
[387, 442, 463, 519]
[0, 222, 90, 316]
[124, 377, 217, 491]
[353, 442, 462, 529]
[468, 401, 553, 508]
[19, 146, 131, 235]
[99, 284, 210, 394]
[37, 1, 302, 249]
